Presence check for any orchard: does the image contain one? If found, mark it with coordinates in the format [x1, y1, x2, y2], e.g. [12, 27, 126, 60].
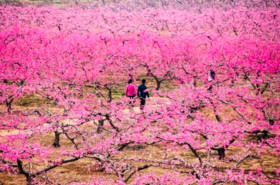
[0, 0, 280, 184]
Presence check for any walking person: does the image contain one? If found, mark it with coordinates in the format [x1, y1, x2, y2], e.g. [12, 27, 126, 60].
[125, 79, 137, 107]
[208, 69, 215, 82]
[207, 69, 215, 92]
[137, 79, 149, 111]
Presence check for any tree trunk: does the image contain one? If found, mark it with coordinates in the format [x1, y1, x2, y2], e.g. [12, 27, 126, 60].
[193, 78, 197, 87]
[97, 119, 104, 133]
[217, 148, 225, 159]
[105, 86, 112, 102]
[156, 80, 161, 90]
[207, 150, 210, 162]
[5, 98, 13, 114]
[215, 114, 222, 122]
[17, 159, 33, 185]
[27, 175, 33, 185]
[257, 130, 268, 141]
[53, 131, 60, 148]
[154, 77, 163, 90]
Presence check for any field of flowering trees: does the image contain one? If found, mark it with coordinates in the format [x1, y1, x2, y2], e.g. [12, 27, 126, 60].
[0, 0, 280, 184]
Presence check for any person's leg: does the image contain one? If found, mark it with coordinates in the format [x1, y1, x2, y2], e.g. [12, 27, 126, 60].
[128, 96, 132, 105]
[131, 95, 135, 107]
[140, 98, 146, 110]
[128, 96, 134, 111]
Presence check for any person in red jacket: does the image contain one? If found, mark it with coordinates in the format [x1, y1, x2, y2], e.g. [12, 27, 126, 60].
[125, 79, 137, 106]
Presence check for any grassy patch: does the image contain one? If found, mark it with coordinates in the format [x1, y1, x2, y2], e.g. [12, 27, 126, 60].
[15, 93, 53, 107]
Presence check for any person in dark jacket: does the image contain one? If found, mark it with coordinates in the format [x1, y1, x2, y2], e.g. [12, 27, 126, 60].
[137, 79, 149, 111]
